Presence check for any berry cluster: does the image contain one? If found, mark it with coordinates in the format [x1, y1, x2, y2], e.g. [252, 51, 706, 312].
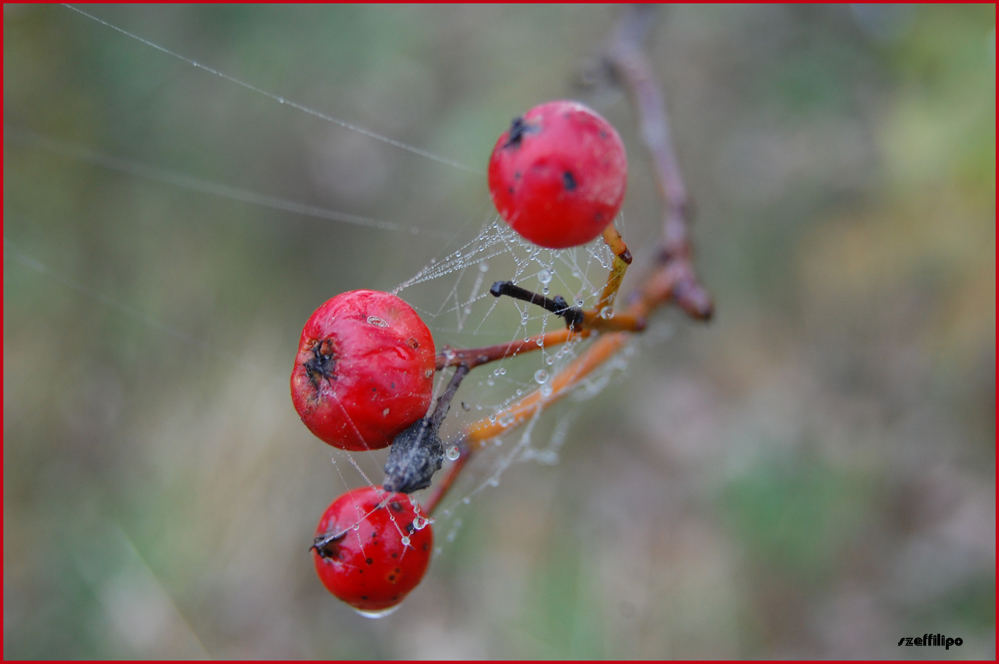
[292, 100, 631, 615]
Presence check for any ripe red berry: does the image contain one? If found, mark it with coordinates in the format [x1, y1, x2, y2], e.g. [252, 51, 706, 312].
[312, 486, 433, 615]
[291, 290, 435, 451]
[488, 100, 628, 249]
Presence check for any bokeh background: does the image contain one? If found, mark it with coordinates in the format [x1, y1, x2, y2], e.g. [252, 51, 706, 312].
[4, 4, 995, 659]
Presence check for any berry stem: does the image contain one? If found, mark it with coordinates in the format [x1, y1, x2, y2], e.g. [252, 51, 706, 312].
[435, 328, 589, 372]
[594, 224, 632, 315]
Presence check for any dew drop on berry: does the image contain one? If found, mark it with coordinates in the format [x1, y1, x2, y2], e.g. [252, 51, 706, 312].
[367, 316, 388, 327]
[412, 516, 431, 530]
[401, 536, 411, 546]
[534, 369, 549, 384]
[446, 446, 460, 461]
[538, 269, 552, 285]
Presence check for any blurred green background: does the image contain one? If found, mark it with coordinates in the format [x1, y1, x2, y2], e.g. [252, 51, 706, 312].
[4, 4, 994, 659]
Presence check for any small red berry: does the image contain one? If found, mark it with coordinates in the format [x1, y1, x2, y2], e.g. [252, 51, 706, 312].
[291, 290, 435, 451]
[312, 486, 433, 614]
[488, 100, 628, 249]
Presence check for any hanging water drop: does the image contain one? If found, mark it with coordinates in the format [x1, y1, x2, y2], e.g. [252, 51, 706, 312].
[401, 536, 410, 546]
[354, 604, 403, 619]
[479, 262, 489, 272]
[540, 384, 554, 398]
[538, 269, 552, 285]
[445, 446, 460, 461]
[546, 355, 555, 365]
[534, 369, 549, 384]
[499, 413, 515, 427]
[599, 306, 614, 320]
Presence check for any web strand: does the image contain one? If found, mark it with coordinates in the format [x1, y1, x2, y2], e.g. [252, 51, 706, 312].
[61, 4, 482, 176]
[4, 128, 447, 238]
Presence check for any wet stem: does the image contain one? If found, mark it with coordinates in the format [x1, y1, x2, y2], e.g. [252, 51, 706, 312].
[421, 5, 713, 517]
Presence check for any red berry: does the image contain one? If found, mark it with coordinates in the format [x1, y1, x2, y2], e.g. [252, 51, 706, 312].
[488, 100, 628, 249]
[291, 290, 435, 451]
[312, 486, 433, 614]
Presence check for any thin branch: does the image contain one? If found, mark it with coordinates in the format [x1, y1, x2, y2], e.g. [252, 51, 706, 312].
[604, 4, 714, 321]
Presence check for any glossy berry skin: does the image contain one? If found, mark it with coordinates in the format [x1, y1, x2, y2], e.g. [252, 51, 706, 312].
[488, 100, 627, 249]
[312, 486, 433, 613]
[291, 290, 435, 451]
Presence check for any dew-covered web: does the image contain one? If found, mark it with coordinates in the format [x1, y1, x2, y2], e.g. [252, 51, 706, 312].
[384, 216, 641, 543]
[9, 4, 649, 556]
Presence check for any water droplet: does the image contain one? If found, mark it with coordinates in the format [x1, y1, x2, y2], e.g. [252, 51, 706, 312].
[353, 523, 360, 531]
[462, 497, 471, 505]
[546, 355, 555, 365]
[488, 414, 497, 423]
[463, 306, 472, 315]
[538, 269, 552, 285]
[354, 604, 403, 619]
[521, 311, 530, 321]
[499, 413, 515, 427]
[443, 348, 456, 361]
[479, 262, 489, 272]
[599, 307, 614, 320]
[413, 516, 432, 530]
[486, 378, 495, 387]
[455, 250, 462, 258]
[572, 270, 581, 278]
[534, 369, 549, 384]
[401, 536, 410, 546]
[540, 384, 553, 398]
[498, 368, 506, 376]
[536, 337, 545, 347]
[542, 286, 550, 295]
[488, 477, 500, 487]
[576, 300, 584, 308]
[516, 389, 523, 396]
[367, 316, 388, 327]
[446, 446, 460, 461]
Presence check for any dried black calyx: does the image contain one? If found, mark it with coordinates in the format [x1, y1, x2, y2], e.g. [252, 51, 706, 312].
[311, 530, 346, 559]
[383, 419, 443, 494]
[304, 338, 336, 386]
[503, 116, 539, 149]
